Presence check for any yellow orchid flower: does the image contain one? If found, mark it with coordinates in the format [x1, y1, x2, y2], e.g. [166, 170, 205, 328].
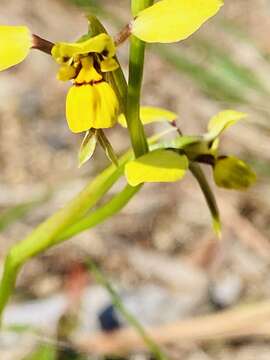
[132, 0, 223, 43]
[0, 25, 32, 71]
[52, 34, 119, 133]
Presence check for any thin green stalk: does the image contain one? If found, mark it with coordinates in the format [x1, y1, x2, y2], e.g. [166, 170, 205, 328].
[131, 0, 154, 17]
[126, 0, 154, 157]
[88, 260, 168, 360]
[189, 162, 221, 235]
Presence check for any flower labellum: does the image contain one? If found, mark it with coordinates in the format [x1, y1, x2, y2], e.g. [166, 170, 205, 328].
[214, 156, 256, 190]
[66, 81, 119, 132]
[0, 25, 32, 71]
[52, 34, 119, 133]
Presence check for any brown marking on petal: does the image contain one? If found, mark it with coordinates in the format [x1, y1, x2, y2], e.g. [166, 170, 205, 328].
[74, 79, 104, 87]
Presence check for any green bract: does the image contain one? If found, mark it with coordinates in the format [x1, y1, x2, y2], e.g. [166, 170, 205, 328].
[78, 130, 98, 168]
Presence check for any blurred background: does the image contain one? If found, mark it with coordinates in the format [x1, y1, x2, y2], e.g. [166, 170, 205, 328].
[1, 0, 270, 359]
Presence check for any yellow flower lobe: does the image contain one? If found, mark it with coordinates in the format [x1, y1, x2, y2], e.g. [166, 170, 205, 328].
[0, 25, 32, 71]
[132, 0, 223, 43]
[66, 82, 119, 133]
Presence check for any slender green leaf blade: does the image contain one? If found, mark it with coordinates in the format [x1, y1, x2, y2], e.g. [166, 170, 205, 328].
[98, 130, 119, 166]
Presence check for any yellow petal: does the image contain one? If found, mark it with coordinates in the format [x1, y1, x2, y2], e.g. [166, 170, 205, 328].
[207, 110, 247, 140]
[140, 106, 177, 124]
[57, 64, 77, 81]
[0, 25, 32, 71]
[118, 114, 128, 128]
[52, 33, 115, 64]
[100, 58, 119, 72]
[93, 82, 119, 128]
[125, 150, 188, 186]
[118, 106, 177, 127]
[66, 82, 119, 133]
[132, 0, 223, 43]
[66, 85, 96, 133]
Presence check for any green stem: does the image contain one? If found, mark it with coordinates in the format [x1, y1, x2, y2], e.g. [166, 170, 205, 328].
[88, 261, 168, 360]
[189, 162, 221, 235]
[131, 0, 154, 16]
[126, 0, 154, 157]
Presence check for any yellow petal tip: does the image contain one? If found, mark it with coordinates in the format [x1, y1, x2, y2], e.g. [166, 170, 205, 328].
[132, 0, 223, 43]
[0, 25, 31, 71]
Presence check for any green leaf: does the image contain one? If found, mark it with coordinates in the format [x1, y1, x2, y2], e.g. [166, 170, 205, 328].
[125, 149, 188, 186]
[118, 106, 177, 128]
[214, 156, 256, 190]
[206, 110, 247, 140]
[78, 130, 98, 168]
[98, 130, 119, 166]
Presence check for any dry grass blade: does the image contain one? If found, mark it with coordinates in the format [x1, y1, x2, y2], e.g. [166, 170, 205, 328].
[76, 301, 270, 355]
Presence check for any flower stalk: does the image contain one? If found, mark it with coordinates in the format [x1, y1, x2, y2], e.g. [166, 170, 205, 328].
[114, 23, 132, 46]
[126, 0, 154, 158]
[32, 34, 54, 55]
